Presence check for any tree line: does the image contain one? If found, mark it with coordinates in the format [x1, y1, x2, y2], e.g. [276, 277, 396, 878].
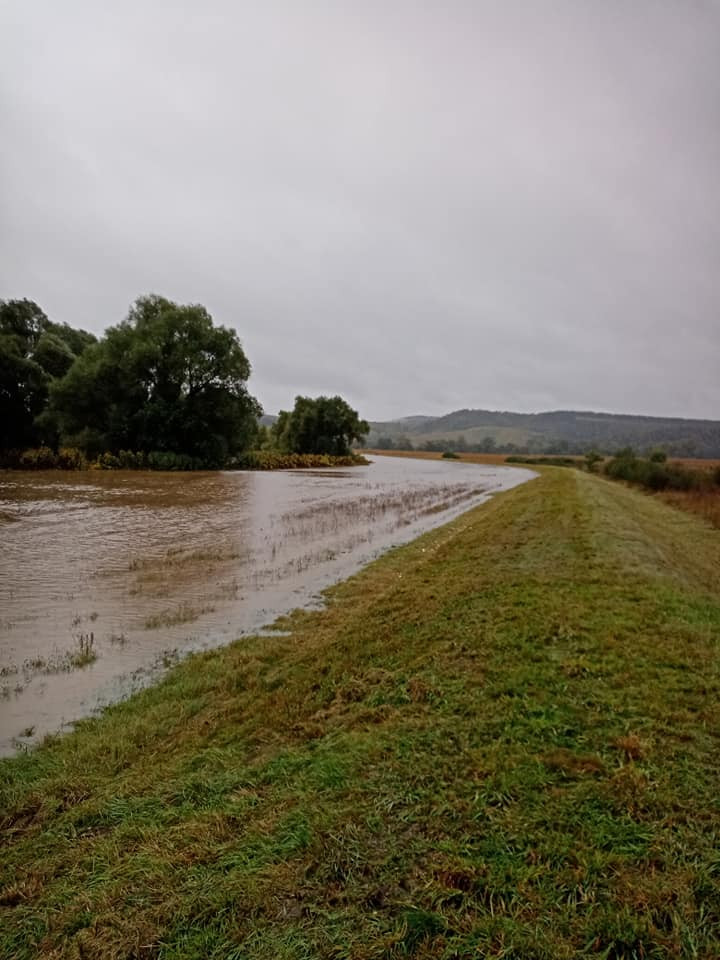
[0, 295, 369, 468]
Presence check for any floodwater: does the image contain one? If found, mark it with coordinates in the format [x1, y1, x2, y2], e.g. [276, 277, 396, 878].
[0, 455, 531, 754]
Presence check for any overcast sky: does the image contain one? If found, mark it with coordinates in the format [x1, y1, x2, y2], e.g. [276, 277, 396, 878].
[1, 2, 718, 421]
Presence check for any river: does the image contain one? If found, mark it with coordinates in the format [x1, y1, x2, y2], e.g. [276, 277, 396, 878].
[0, 455, 531, 754]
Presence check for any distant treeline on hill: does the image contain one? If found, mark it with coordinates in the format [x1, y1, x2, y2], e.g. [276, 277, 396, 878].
[368, 408, 720, 458]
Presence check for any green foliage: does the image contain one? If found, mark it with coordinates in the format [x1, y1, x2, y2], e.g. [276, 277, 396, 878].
[584, 449, 603, 472]
[49, 294, 261, 464]
[0, 299, 96, 450]
[19, 446, 58, 470]
[648, 448, 667, 463]
[57, 447, 86, 470]
[441, 450, 459, 459]
[605, 451, 708, 492]
[270, 395, 369, 456]
[230, 451, 368, 470]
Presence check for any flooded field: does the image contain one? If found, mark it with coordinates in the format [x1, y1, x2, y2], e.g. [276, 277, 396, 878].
[0, 455, 531, 754]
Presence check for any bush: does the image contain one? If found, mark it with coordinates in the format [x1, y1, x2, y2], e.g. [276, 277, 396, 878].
[441, 450, 459, 459]
[117, 449, 146, 469]
[1, 447, 371, 472]
[93, 452, 121, 470]
[19, 446, 57, 469]
[56, 447, 86, 470]
[605, 454, 706, 492]
[585, 450, 603, 472]
[229, 451, 369, 470]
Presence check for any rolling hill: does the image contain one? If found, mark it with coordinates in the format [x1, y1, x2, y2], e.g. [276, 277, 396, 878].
[367, 408, 720, 457]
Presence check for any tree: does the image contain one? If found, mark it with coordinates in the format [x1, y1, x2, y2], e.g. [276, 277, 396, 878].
[49, 294, 261, 464]
[584, 449, 603, 472]
[271, 395, 369, 456]
[0, 299, 96, 450]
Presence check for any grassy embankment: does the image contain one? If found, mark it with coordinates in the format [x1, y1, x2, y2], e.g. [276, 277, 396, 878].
[2, 469, 720, 958]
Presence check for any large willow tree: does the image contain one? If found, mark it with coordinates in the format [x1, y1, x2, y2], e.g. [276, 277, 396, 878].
[0, 299, 96, 450]
[50, 295, 261, 464]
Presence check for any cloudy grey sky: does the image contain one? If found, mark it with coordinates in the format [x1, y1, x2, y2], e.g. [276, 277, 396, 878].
[1, 1, 718, 420]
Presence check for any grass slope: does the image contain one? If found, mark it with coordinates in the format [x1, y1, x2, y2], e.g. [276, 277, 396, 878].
[2, 471, 720, 959]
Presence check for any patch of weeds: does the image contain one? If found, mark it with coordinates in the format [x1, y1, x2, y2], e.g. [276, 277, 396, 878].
[144, 603, 215, 630]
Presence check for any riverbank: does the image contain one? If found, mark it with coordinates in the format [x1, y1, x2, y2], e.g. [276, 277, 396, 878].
[2, 469, 719, 958]
[0, 447, 369, 471]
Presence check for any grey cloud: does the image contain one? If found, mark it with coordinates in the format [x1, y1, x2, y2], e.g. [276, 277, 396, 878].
[1, 0, 718, 420]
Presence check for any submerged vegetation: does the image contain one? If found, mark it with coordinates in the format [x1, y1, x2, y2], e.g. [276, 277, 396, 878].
[1, 470, 719, 958]
[0, 447, 370, 472]
[230, 451, 369, 470]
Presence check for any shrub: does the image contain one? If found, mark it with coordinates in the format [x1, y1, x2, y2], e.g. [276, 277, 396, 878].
[605, 455, 706, 493]
[441, 450, 459, 459]
[93, 452, 121, 470]
[117, 449, 145, 469]
[228, 451, 369, 470]
[19, 446, 57, 469]
[56, 447, 86, 470]
[585, 450, 603, 472]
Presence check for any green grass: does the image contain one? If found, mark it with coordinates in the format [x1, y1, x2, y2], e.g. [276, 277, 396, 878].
[2, 470, 719, 959]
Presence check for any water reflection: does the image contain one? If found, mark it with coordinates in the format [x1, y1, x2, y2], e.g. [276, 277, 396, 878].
[0, 456, 531, 753]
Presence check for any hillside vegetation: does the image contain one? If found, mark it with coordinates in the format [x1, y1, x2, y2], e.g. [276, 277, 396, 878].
[2, 470, 720, 958]
[369, 408, 720, 458]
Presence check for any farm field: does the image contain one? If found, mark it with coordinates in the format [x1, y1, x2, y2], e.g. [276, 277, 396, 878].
[2, 468, 719, 958]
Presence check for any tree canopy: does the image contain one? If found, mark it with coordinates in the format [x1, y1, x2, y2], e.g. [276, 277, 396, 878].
[49, 295, 261, 464]
[271, 395, 369, 456]
[2, 294, 373, 469]
[0, 299, 96, 449]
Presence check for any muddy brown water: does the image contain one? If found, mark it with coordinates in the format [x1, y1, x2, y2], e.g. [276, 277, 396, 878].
[0, 455, 531, 754]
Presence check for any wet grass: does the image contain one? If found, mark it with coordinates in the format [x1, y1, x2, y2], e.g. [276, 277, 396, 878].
[1, 470, 719, 958]
[14, 634, 98, 682]
[143, 604, 216, 630]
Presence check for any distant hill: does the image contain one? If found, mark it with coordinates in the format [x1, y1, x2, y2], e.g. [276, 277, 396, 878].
[367, 408, 720, 458]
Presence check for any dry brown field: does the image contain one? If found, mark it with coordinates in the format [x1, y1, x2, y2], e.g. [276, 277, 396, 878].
[658, 488, 720, 529]
[669, 457, 720, 471]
